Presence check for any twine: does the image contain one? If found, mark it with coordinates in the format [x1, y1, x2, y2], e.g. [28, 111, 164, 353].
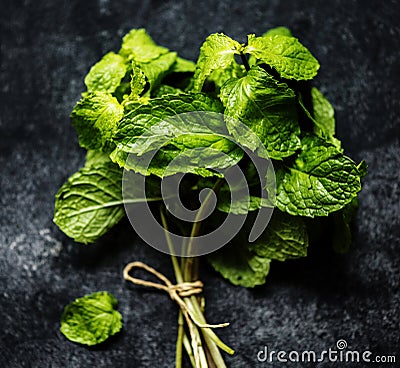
[123, 261, 229, 329]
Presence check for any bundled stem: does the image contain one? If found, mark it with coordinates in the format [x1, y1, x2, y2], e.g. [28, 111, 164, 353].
[159, 181, 234, 368]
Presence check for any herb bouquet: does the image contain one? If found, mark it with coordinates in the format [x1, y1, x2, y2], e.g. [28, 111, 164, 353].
[54, 27, 365, 367]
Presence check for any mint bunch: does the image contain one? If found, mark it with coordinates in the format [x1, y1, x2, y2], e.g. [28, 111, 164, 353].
[55, 27, 365, 366]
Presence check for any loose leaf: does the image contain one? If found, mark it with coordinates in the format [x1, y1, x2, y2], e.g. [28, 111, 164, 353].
[119, 28, 169, 62]
[71, 92, 123, 151]
[60, 292, 122, 346]
[53, 160, 125, 244]
[276, 135, 362, 217]
[84, 52, 127, 93]
[220, 66, 300, 159]
[192, 33, 242, 92]
[245, 34, 320, 80]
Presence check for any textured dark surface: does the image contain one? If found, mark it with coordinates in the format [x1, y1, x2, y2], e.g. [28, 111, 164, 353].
[1, 0, 399, 367]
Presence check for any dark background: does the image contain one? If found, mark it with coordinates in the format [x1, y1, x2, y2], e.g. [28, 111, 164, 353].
[1, 0, 399, 367]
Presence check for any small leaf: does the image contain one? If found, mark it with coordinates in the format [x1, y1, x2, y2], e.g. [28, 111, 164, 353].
[84, 52, 127, 93]
[71, 92, 123, 151]
[192, 33, 242, 92]
[60, 291, 122, 346]
[129, 61, 147, 99]
[119, 28, 169, 62]
[263, 26, 293, 38]
[245, 34, 320, 80]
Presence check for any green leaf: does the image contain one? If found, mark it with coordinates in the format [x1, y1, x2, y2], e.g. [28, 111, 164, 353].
[245, 34, 320, 80]
[111, 93, 243, 177]
[140, 51, 177, 91]
[357, 160, 368, 179]
[84, 52, 127, 93]
[60, 291, 122, 346]
[276, 135, 362, 217]
[208, 211, 308, 287]
[220, 66, 300, 159]
[208, 229, 271, 288]
[71, 92, 123, 151]
[152, 84, 184, 98]
[249, 210, 308, 261]
[310, 87, 342, 148]
[208, 63, 245, 90]
[119, 28, 169, 62]
[332, 197, 359, 254]
[170, 56, 196, 73]
[263, 26, 293, 38]
[85, 150, 113, 166]
[192, 33, 242, 92]
[129, 61, 147, 99]
[53, 160, 125, 244]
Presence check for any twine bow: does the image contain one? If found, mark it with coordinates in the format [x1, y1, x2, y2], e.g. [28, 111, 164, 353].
[123, 261, 229, 329]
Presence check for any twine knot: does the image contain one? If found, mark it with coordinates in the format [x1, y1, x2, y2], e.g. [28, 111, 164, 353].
[123, 261, 229, 329]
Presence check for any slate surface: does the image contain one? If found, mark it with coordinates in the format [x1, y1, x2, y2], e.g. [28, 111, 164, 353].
[0, 0, 399, 367]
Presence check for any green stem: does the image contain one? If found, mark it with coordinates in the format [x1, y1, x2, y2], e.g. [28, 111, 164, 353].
[183, 333, 197, 367]
[184, 179, 224, 281]
[160, 176, 234, 367]
[176, 312, 184, 368]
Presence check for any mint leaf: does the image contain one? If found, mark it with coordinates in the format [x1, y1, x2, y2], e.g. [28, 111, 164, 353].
[192, 33, 242, 92]
[129, 61, 147, 99]
[332, 197, 359, 254]
[263, 26, 293, 38]
[53, 160, 125, 244]
[245, 34, 320, 80]
[84, 52, 127, 93]
[276, 135, 362, 217]
[60, 291, 122, 346]
[111, 93, 243, 177]
[71, 92, 123, 151]
[208, 211, 308, 287]
[140, 51, 177, 91]
[119, 28, 169, 62]
[249, 210, 308, 261]
[220, 66, 300, 159]
[152, 84, 184, 97]
[208, 63, 245, 90]
[310, 87, 342, 149]
[208, 229, 271, 288]
[170, 56, 196, 73]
